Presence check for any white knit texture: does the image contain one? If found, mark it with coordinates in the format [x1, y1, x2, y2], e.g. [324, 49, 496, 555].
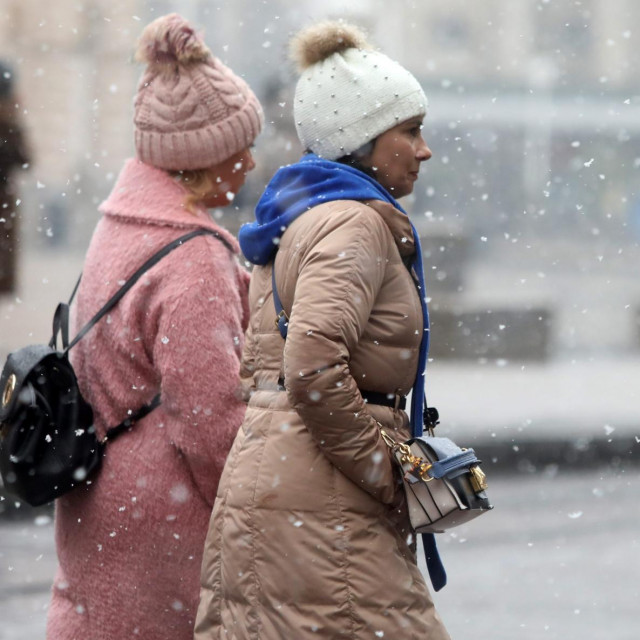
[293, 48, 428, 160]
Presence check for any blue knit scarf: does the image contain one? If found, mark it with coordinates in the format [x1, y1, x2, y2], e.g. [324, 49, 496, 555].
[239, 153, 430, 439]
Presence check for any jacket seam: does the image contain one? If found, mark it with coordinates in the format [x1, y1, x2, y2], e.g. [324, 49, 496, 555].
[246, 416, 270, 639]
[332, 466, 359, 636]
[202, 438, 240, 631]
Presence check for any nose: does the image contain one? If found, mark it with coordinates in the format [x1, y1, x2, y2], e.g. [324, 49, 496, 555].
[417, 137, 432, 162]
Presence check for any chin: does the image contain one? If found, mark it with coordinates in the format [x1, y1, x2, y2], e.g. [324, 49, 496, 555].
[394, 188, 413, 199]
[387, 182, 413, 199]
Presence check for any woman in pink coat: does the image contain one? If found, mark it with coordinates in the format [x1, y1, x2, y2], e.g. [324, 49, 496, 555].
[46, 14, 263, 640]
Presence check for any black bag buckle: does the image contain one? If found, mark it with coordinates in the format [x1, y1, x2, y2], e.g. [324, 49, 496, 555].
[424, 405, 440, 430]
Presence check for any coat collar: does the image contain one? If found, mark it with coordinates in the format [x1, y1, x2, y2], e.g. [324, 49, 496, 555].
[364, 200, 416, 259]
[99, 158, 240, 253]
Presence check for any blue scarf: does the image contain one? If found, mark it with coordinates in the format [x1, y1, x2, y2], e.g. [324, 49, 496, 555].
[239, 153, 430, 439]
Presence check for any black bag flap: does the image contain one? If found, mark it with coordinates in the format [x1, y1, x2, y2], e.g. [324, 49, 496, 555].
[0, 344, 57, 422]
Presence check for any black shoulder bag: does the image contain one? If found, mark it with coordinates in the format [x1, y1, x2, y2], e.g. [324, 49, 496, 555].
[0, 228, 229, 506]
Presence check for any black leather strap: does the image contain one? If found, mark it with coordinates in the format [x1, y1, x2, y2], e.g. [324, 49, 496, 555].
[361, 389, 407, 411]
[103, 393, 162, 443]
[276, 377, 406, 410]
[50, 302, 71, 350]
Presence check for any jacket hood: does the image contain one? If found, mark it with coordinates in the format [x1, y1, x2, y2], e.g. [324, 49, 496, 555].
[238, 153, 408, 266]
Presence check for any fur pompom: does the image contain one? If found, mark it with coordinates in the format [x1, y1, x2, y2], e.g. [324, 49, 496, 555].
[290, 21, 370, 71]
[135, 13, 210, 66]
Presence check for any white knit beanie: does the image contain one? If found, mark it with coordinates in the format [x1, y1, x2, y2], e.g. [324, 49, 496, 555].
[290, 22, 428, 160]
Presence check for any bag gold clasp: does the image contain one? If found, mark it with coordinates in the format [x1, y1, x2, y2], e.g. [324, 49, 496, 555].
[2, 374, 16, 408]
[380, 429, 433, 482]
[469, 465, 488, 492]
[399, 446, 433, 482]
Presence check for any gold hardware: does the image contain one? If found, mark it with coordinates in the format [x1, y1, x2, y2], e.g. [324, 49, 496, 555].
[2, 374, 16, 408]
[380, 428, 398, 449]
[274, 310, 288, 330]
[397, 442, 413, 457]
[469, 465, 488, 493]
[401, 451, 433, 482]
[380, 429, 432, 481]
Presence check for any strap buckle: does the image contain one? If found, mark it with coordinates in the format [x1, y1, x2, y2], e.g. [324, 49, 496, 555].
[424, 405, 440, 428]
[274, 310, 288, 329]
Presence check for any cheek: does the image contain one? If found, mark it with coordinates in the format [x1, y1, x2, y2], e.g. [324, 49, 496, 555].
[390, 146, 410, 167]
[230, 172, 248, 192]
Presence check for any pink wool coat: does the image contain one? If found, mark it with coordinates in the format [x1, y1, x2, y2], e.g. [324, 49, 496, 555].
[46, 159, 250, 640]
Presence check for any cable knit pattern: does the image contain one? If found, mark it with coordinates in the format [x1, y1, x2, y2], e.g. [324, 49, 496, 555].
[136, 71, 222, 132]
[133, 14, 263, 170]
[200, 65, 249, 108]
[46, 159, 250, 640]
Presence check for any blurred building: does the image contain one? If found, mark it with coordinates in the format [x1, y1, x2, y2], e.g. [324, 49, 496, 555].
[0, 0, 638, 355]
[0, 59, 30, 293]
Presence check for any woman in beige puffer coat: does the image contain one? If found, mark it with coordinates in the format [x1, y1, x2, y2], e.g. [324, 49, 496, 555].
[196, 22, 451, 640]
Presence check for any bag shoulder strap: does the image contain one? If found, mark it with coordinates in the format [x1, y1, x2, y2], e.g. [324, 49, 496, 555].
[66, 228, 230, 445]
[59, 228, 230, 352]
[48, 276, 83, 350]
[102, 392, 162, 444]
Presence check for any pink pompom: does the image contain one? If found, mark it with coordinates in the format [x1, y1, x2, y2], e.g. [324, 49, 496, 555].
[135, 13, 210, 66]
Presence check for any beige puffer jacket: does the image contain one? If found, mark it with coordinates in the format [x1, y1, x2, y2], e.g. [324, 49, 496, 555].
[196, 199, 450, 639]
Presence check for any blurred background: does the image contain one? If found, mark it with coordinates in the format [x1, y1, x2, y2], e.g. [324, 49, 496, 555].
[2, 0, 640, 362]
[0, 1, 639, 638]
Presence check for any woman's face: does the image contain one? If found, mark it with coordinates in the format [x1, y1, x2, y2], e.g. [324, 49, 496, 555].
[360, 117, 432, 199]
[202, 147, 256, 207]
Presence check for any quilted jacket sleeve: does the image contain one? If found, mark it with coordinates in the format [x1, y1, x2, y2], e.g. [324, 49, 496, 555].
[150, 235, 248, 507]
[283, 204, 399, 504]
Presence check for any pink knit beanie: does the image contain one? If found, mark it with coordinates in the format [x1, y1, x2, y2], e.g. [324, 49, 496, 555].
[133, 13, 263, 171]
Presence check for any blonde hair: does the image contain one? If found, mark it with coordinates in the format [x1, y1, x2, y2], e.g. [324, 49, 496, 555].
[170, 169, 216, 213]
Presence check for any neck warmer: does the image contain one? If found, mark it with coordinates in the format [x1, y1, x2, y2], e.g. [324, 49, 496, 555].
[239, 153, 430, 438]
